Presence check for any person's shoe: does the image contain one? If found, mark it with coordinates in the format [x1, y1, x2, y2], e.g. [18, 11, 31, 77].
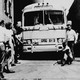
[68, 61, 72, 65]
[61, 59, 65, 66]
[16, 62, 21, 64]
[61, 64, 64, 66]
[14, 61, 18, 64]
[11, 64, 16, 66]
[61, 63, 65, 66]
[0, 77, 7, 80]
[67, 62, 71, 65]
[0, 73, 4, 78]
[5, 70, 15, 73]
[68, 58, 73, 65]
[57, 60, 62, 64]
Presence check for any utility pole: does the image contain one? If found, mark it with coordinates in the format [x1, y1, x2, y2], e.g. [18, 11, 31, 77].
[12, 0, 14, 27]
[42, 0, 45, 25]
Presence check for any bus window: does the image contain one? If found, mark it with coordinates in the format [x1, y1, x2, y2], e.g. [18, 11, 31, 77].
[24, 11, 43, 26]
[44, 10, 64, 25]
[24, 10, 64, 26]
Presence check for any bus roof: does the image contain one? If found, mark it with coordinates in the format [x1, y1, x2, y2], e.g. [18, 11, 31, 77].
[23, 3, 66, 13]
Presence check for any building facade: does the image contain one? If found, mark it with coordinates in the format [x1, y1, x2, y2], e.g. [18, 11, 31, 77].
[0, 0, 14, 25]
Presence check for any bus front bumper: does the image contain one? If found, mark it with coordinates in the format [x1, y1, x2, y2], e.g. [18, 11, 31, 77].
[23, 44, 63, 53]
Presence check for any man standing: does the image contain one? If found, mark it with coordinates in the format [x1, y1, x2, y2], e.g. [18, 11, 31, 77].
[0, 20, 7, 79]
[67, 21, 77, 59]
[5, 22, 16, 72]
[14, 21, 23, 63]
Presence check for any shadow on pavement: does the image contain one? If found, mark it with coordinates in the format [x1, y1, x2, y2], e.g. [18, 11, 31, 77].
[74, 41, 80, 57]
[19, 51, 63, 60]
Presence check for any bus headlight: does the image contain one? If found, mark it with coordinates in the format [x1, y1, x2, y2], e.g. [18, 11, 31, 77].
[32, 39, 39, 45]
[57, 38, 62, 43]
[62, 38, 66, 42]
[57, 38, 65, 43]
[49, 39, 55, 42]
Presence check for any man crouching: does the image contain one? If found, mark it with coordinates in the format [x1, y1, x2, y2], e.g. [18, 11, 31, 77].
[61, 42, 73, 66]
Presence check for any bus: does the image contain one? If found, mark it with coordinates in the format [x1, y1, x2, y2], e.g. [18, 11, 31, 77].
[22, 3, 67, 53]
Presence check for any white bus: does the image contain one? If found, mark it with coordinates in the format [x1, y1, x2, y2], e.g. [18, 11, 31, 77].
[22, 3, 67, 53]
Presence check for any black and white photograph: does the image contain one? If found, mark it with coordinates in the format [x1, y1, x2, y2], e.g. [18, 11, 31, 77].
[0, 0, 80, 80]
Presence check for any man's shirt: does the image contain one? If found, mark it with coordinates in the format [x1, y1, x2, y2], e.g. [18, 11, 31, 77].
[0, 26, 7, 42]
[67, 29, 77, 42]
[6, 29, 13, 38]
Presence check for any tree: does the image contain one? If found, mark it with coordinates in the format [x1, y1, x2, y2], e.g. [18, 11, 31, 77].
[68, 0, 80, 32]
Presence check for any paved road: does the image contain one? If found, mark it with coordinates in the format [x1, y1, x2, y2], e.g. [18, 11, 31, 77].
[4, 58, 80, 80]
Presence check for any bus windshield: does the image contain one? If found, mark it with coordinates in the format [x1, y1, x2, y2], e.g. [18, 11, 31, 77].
[24, 10, 64, 26]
